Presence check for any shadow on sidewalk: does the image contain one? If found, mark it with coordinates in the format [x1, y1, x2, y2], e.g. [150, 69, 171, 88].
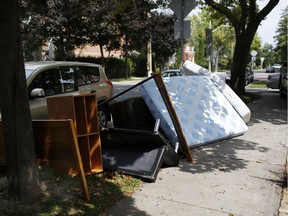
[179, 138, 268, 174]
[246, 91, 287, 126]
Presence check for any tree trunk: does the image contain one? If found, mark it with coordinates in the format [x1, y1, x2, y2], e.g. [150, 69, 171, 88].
[56, 35, 66, 60]
[0, 0, 42, 202]
[230, 42, 248, 95]
[124, 42, 129, 80]
[99, 44, 106, 67]
[231, 26, 256, 96]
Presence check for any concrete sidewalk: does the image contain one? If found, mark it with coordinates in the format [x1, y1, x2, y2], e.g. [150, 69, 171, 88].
[102, 89, 287, 216]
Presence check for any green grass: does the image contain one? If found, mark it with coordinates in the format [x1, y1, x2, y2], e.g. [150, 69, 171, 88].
[247, 81, 267, 88]
[0, 166, 143, 215]
[111, 76, 145, 82]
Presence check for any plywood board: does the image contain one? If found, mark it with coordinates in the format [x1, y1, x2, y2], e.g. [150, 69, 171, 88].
[0, 120, 90, 201]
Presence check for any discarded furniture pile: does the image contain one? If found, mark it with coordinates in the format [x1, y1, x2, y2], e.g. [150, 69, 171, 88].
[0, 61, 251, 201]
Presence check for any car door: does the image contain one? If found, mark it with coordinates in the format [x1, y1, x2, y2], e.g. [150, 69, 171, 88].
[76, 66, 112, 101]
[29, 66, 78, 119]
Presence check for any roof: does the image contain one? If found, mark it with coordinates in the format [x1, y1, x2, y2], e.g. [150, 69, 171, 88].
[25, 61, 102, 70]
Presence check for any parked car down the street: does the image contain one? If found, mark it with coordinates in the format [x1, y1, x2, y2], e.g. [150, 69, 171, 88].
[266, 64, 281, 73]
[279, 61, 287, 98]
[266, 72, 280, 89]
[25, 61, 114, 127]
[161, 69, 183, 77]
[225, 67, 254, 86]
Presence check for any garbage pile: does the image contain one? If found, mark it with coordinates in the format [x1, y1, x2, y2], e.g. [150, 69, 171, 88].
[100, 60, 251, 182]
[0, 61, 252, 200]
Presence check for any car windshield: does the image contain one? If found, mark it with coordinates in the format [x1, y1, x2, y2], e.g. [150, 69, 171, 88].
[161, 69, 182, 76]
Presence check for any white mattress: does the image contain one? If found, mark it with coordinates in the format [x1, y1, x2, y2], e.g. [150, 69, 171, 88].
[182, 60, 251, 123]
[139, 75, 248, 148]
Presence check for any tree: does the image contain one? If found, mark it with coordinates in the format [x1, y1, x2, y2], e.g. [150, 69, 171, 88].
[20, 0, 90, 60]
[189, 12, 209, 68]
[273, 6, 287, 64]
[250, 33, 262, 68]
[189, 9, 235, 71]
[211, 24, 236, 71]
[19, 0, 180, 76]
[149, 10, 179, 71]
[114, 0, 153, 78]
[0, 0, 42, 201]
[20, 1, 49, 61]
[262, 43, 274, 67]
[45, 0, 88, 60]
[84, 0, 121, 67]
[203, 0, 280, 95]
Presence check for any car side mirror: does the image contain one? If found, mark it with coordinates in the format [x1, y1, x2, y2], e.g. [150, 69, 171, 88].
[30, 88, 45, 98]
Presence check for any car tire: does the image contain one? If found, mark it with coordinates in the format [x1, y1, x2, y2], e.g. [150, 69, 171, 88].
[98, 105, 108, 127]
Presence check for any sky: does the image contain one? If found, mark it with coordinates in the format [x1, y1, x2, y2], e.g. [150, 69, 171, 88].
[257, 0, 287, 46]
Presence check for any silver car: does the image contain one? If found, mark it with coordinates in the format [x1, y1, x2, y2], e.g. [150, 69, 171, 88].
[26, 61, 113, 127]
[279, 61, 287, 98]
[266, 72, 280, 89]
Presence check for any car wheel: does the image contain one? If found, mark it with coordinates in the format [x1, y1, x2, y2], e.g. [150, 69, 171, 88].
[98, 106, 108, 128]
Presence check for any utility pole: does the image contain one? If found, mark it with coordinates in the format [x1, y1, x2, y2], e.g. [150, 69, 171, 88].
[147, 34, 152, 77]
[205, 28, 212, 71]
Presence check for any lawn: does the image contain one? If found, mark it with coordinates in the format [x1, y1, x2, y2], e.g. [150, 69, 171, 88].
[247, 80, 267, 88]
[0, 166, 143, 215]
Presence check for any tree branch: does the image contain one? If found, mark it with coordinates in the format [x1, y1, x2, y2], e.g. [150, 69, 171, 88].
[204, 0, 239, 30]
[257, 0, 280, 24]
